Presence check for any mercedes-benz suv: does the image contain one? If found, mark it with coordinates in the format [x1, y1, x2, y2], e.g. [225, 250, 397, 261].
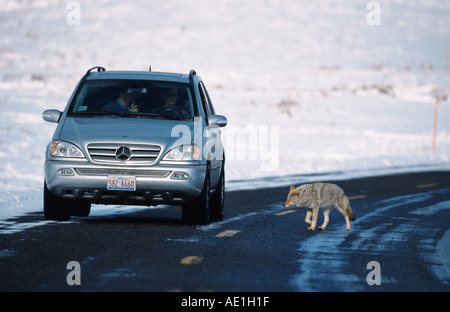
[42, 66, 227, 225]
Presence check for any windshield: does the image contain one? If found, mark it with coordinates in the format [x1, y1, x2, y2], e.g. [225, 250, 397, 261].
[68, 79, 196, 120]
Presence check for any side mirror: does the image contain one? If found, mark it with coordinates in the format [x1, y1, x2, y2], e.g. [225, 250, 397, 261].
[42, 109, 62, 123]
[208, 115, 228, 127]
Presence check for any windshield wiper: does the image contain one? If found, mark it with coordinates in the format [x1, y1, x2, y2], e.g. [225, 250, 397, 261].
[71, 110, 130, 117]
[132, 112, 189, 121]
[71, 110, 189, 121]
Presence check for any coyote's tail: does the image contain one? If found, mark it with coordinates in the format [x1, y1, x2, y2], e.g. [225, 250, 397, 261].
[342, 195, 356, 221]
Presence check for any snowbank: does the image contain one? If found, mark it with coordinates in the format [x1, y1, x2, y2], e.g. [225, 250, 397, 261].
[1, 0, 449, 219]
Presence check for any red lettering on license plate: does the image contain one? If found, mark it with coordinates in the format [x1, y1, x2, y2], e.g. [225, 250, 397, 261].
[107, 175, 136, 191]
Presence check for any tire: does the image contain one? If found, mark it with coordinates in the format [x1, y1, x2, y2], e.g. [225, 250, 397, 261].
[182, 168, 210, 225]
[210, 163, 225, 221]
[43, 181, 70, 221]
[69, 200, 91, 217]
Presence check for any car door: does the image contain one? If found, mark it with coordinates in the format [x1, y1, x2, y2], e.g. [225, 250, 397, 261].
[198, 81, 223, 186]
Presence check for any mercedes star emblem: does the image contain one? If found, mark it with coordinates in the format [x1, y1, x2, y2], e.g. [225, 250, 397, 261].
[115, 146, 132, 161]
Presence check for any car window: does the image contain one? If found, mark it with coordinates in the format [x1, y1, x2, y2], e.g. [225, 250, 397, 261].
[198, 81, 215, 116]
[68, 80, 196, 120]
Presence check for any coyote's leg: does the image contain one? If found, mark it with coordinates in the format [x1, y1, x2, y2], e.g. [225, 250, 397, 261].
[337, 202, 352, 231]
[344, 214, 351, 231]
[319, 209, 330, 230]
[308, 208, 319, 230]
[336, 196, 352, 231]
[305, 209, 312, 225]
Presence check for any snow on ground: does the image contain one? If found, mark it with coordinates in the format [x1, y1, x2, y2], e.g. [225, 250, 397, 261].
[0, 0, 450, 219]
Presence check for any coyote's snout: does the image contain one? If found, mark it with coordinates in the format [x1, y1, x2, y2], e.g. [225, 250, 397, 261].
[284, 183, 356, 231]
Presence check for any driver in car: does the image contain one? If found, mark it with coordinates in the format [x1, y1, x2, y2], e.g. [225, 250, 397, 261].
[151, 88, 189, 119]
[161, 88, 179, 108]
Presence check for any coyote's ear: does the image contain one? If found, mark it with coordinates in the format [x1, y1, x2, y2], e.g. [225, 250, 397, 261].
[290, 185, 295, 191]
[289, 187, 301, 195]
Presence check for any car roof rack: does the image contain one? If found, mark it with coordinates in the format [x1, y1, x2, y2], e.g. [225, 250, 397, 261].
[189, 69, 197, 84]
[85, 66, 106, 76]
[79, 66, 105, 86]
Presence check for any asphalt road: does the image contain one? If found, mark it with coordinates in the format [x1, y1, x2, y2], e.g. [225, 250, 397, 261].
[1, 171, 449, 293]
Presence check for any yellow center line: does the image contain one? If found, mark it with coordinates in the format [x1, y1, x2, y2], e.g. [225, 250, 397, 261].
[274, 209, 296, 216]
[416, 183, 439, 189]
[180, 256, 203, 264]
[348, 195, 367, 200]
[215, 230, 241, 237]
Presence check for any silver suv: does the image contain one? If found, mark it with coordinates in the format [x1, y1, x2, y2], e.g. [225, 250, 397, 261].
[42, 67, 227, 224]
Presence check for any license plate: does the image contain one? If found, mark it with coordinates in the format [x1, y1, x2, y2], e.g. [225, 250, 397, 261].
[107, 175, 136, 191]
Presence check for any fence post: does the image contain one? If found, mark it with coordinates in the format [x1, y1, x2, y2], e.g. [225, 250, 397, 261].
[432, 96, 439, 155]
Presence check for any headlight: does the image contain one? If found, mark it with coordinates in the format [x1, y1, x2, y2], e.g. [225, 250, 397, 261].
[163, 145, 200, 161]
[51, 141, 84, 158]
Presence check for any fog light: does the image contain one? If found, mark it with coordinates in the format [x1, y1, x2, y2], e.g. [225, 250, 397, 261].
[171, 172, 189, 180]
[58, 168, 74, 176]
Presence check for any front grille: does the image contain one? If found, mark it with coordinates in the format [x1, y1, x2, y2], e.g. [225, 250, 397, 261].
[87, 143, 161, 164]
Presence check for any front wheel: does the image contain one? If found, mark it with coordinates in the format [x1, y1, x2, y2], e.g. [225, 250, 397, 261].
[210, 164, 224, 221]
[43, 181, 70, 221]
[44, 182, 91, 220]
[182, 170, 210, 225]
[68, 201, 91, 217]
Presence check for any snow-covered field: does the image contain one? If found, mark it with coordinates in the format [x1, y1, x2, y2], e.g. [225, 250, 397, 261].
[1, 0, 449, 220]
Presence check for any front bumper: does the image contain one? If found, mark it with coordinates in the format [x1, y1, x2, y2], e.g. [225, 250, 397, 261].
[45, 160, 206, 206]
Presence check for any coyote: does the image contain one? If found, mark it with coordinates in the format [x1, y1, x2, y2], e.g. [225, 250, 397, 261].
[283, 183, 356, 231]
